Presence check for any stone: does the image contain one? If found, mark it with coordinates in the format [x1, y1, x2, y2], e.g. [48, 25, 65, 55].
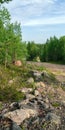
[26, 94, 35, 100]
[20, 87, 33, 93]
[34, 71, 42, 81]
[43, 103, 49, 109]
[0, 116, 21, 130]
[13, 60, 22, 67]
[30, 70, 42, 81]
[35, 81, 45, 88]
[9, 102, 20, 111]
[8, 79, 13, 84]
[61, 100, 65, 107]
[4, 108, 38, 125]
[19, 99, 29, 106]
[44, 97, 49, 103]
[45, 112, 61, 125]
[35, 82, 46, 93]
[34, 90, 40, 96]
[27, 77, 34, 84]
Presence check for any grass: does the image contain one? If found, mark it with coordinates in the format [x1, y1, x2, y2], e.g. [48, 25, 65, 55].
[26, 62, 46, 72]
[0, 64, 28, 102]
[48, 93, 54, 99]
[52, 102, 60, 107]
[0, 86, 25, 102]
[0, 102, 3, 110]
[61, 85, 65, 91]
[0, 62, 60, 103]
[0, 63, 39, 102]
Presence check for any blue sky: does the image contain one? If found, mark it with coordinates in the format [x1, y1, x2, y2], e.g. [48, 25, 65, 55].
[3, 0, 65, 43]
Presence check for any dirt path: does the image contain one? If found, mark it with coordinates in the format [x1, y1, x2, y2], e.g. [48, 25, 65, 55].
[41, 62, 65, 82]
[27, 62, 65, 82]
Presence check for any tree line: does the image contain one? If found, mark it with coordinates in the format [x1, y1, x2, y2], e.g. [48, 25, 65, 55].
[27, 36, 65, 64]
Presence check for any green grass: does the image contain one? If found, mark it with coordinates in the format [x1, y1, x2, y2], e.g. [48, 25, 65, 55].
[0, 102, 3, 110]
[0, 62, 59, 103]
[52, 102, 60, 107]
[0, 86, 25, 102]
[0, 64, 27, 102]
[26, 63, 46, 72]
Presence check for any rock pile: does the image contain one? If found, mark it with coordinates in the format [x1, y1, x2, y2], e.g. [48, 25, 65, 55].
[0, 70, 65, 130]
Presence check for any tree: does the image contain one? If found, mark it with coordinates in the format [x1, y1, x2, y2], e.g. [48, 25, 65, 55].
[0, 7, 28, 67]
[27, 41, 39, 61]
[0, 7, 11, 25]
[59, 36, 65, 63]
[47, 36, 59, 62]
[0, 0, 12, 3]
[8, 22, 22, 62]
[0, 7, 11, 67]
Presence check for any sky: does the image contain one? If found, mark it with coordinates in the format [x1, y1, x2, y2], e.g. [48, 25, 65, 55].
[3, 0, 65, 43]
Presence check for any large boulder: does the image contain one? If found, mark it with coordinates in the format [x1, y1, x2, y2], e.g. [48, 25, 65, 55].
[13, 60, 22, 67]
[4, 108, 38, 125]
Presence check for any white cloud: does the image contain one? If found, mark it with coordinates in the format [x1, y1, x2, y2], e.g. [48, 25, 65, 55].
[3, 0, 65, 26]
[22, 15, 65, 26]
[3, 0, 65, 42]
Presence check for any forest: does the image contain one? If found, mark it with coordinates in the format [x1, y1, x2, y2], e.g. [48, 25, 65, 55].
[27, 36, 65, 64]
[0, 0, 65, 66]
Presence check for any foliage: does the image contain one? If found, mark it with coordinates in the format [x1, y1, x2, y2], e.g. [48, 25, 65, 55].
[0, 64, 28, 102]
[27, 41, 39, 61]
[0, 0, 11, 3]
[27, 36, 65, 64]
[0, 7, 28, 67]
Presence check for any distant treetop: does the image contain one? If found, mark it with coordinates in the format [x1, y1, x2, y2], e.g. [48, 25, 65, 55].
[0, 0, 12, 3]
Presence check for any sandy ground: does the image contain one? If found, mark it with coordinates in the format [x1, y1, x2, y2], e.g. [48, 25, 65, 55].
[27, 62, 65, 82]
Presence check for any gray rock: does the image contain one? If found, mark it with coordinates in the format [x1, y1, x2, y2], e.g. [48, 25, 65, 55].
[30, 70, 42, 81]
[34, 71, 42, 81]
[9, 102, 20, 111]
[0, 116, 21, 130]
[45, 112, 61, 125]
[43, 103, 49, 109]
